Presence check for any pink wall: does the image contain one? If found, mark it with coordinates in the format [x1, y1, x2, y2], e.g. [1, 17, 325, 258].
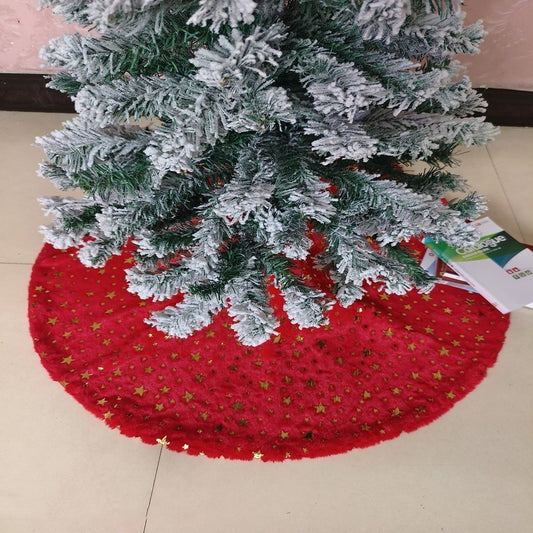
[461, 0, 533, 91]
[1, 0, 532, 90]
[0, 1, 71, 73]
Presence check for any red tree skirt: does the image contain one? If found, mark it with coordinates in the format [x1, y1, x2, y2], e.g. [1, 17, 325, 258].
[28, 243, 509, 461]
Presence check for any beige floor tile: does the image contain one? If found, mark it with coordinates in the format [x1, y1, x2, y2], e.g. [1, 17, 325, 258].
[0, 264, 160, 533]
[0, 111, 76, 264]
[485, 127, 533, 244]
[144, 308, 533, 533]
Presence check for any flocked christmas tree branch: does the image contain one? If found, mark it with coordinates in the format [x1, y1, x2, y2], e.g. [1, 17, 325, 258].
[38, 0, 495, 345]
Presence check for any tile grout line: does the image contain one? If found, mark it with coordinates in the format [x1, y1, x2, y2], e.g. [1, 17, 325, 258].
[143, 445, 163, 533]
[484, 145, 526, 243]
[0, 261, 34, 266]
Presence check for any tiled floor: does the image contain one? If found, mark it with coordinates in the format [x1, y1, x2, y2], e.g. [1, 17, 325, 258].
[1, 111, 532, 532]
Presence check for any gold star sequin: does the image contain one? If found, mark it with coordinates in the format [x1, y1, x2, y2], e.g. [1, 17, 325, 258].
[280, 430, 289, 440]
[391, 407, 402, 417]
[105, 291, 116, 299]
[315, 403, 326, 414]
[80, 371, 92, 380]
[439, 347, 449, 356]
[424, 326, 434, 334]
[259, 380, 270, 390]
[183, 391, 194, 403]
[96, 398, 107, 406]
[443, 307, 452, 314]
[446, 391, 456, 399]
[253, 451, 264, 459]
[432, 371, 443, 381]
[90, 322, 101, 331]
[47, 316, 59, 325]
[407, 343, 416, 351]
[156, 436, 170, 446]
[155, 403, 164, 412]
[103, 411, 114, 419]
[475, 335, 485, 342]
[160, 386, 170, 394]
[205, 330, 215, 338]
[383, 328, 394, 338]
[61, 355, 74, 365]
[134, 385, 147, 397]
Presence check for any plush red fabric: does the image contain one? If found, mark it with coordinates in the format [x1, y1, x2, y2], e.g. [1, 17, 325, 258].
[28, 243, 509, 461]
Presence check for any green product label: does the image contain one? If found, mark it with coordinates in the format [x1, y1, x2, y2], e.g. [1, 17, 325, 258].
[425, 231, 524, 267]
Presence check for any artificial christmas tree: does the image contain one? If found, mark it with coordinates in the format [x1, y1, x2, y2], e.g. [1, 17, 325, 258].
[31, 0, 513, 460]
[37, 0, 496, 347]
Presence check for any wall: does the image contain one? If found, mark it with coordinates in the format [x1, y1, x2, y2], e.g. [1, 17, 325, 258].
[461, 0, 533, 91]
[0, 1, 69, 73]
[1, 0, 532, 90]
